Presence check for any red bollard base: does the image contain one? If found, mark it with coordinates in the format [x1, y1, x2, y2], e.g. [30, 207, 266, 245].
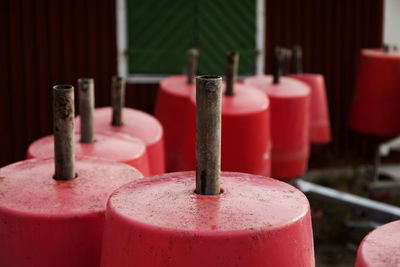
[244, 75, 310, 179]
[178, 83, 271, 176]
[350, 49, 400, 136]
[0, 157, 143, 267]
[155, 75, 195, 171]
[27, 131, 150, 176]
[355, 220, 400, 267]
[289, 73, 331, 143]
[75, 107, 165, 175]
[101, 171, 315, 267]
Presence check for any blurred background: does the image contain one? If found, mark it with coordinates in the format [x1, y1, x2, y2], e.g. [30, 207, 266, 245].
[2, 0, 398, 168]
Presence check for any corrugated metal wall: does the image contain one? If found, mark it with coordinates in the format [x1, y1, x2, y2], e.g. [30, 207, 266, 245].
[0, 0, 116, 166]
[0, 0, 384, 167]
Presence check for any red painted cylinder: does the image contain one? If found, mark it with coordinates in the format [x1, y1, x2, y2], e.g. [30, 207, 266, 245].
[101, 171, 315, 266]
[178, 83, 271, 176]
[244, 75, 310, 179]
[0, 157, 142, 267]
[27, 131, 150, 176]
[289, 74, 331, 143]
[155, 75, 194, 171]
[75, 107, 165, 175]
[355, 220, 400, 267]
[350, 49, 400, 136]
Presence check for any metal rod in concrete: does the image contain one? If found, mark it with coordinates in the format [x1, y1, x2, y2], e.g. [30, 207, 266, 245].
[225, 52, 239, 96]
[281, 48, 292, 76]
[293, 46, 303, 74]
[78, 78, 95, 143]
[273, 47, 283, 84]
[383, 44, 390, 53]
[53, 85, 76, 180]
[187, 48, 199, 85]
[111, 76, 125, 126]
[196, 75, 222, 195]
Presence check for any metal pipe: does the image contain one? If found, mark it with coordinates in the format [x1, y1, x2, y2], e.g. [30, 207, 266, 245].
[293, 45, 303, 74]
[273, 47, 283, 84]
[78, 78, 95, 143]
[111, 76, 125, 126]
[187, 48, 199, 85]
[295, 179, 400, 222]
[53, 85, 76, 180]
[281, 48, 292, 76]
[225, 52, 239, 96]
[196, 75, 222, 195]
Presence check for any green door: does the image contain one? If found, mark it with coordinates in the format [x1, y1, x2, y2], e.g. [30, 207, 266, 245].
[127, 0, 257, 75]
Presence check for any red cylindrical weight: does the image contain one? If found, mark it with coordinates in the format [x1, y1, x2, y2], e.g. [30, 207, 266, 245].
[350, 49, 400, 135]
[27, 131, 150, 176]
[75, 107, 165, 175]
[0, 157, 142, 267]
[289, 74, 331, 143]
[355, 220, 400, 267]
[244, 75, 310, 179]
[101, 171, 315, 267]
[178, 83, 271, 176]
[155, 75, 195, 171]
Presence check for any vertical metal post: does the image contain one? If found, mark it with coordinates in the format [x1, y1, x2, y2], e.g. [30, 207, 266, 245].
[53, 85, 76, 180]
[187, 48, 199, 85]
[273, 47, 283, 84]
[293, 46, 303, 74]
[281, 48, 292, 76]
[196, 76, 222, 195]
[225, 52, 239, 96]
[78, 78, 95, 143]
[111, 76, 125, 126]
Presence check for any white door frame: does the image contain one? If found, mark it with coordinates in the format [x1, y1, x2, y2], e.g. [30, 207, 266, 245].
[116, 0, 265, 84]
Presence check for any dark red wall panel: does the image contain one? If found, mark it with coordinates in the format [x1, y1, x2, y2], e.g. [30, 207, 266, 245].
[0, 0, 121, 166]
[0, 0, 384, 167]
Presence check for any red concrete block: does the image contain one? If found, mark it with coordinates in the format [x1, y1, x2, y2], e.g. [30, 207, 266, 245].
[101, 171, 315, 267]
[289, 74, 331, 143]
[27, 130, 150, 176]
[155, 75, 195, 171]
[178, 83, 271, 176]
[76, 107, 165, 175]
[355, 220, 400, 267]
[0, 157, 143, 267]
[244, 75, 310, 179]
[350, 49, 400, 136]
